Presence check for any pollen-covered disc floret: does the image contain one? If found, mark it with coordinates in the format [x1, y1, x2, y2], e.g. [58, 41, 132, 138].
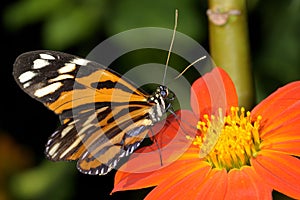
[191, 107, 262, 171]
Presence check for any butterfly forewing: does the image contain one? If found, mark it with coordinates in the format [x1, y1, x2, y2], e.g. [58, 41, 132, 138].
[13, 50, 165, 175]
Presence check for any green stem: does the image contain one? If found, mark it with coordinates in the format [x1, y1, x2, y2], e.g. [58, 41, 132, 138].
[208, 0, 254, 109]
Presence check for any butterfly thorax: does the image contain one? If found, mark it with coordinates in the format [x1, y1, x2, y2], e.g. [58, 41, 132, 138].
[147, 85, 170, 124]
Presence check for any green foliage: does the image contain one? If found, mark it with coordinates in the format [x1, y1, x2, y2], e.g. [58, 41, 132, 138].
[4, 0, 63, 29]
[4, 0, 206, 50]
[252, 0, 300, 102]
[9, 161, 75, 200]
[104, 0, 205, 39]
[4, 0, 107, 49]
[41, 2, 104, 49]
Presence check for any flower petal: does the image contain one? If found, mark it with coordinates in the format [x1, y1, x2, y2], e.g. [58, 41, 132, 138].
[259, 114, 300, 155]
[113, 159, 210, 194]
[261, 127, 300, 156]
[191, 67, 238, 118]
[144, 161, 211, 200]
[147, 168, 228, 200]
[251, 81, 300, 126]
[262, 140, 300, 156]
[225, 167, 272, 200]
[251, 92, 300, 156]
[192, 169, 228, 200]
[258, 101, 300, 138]
[251, 150, 300, 199]
[151, 110, 198, 150]
[260, 113, 300, 139]
[113, 145, 201, 193]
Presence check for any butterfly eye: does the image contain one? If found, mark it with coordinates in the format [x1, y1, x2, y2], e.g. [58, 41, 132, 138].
[160, 90, 167, 97]
[157, 85, 168, 98]
[159, 87, 169, 98]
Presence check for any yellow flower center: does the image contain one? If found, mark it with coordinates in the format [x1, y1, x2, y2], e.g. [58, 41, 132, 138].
[190, 107, 262, 171]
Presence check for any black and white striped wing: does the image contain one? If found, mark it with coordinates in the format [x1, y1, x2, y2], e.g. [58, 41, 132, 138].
[13, 50, 158, 175]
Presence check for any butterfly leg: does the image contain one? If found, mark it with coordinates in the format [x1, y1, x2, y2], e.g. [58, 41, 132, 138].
[149, 128, 163, 166]
[168, 107, 197, 137]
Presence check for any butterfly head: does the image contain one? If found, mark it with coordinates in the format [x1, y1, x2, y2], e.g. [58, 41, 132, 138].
[153, 85, 175, 102]
[157, 85, 168, 99]
[147, 85, 175, 123]
[158, 85, 175, 102]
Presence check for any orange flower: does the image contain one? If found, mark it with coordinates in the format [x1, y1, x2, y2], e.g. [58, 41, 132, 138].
[112, 67, 300, 199]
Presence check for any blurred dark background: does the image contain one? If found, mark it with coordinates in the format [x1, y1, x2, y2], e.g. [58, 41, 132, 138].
[0, 0, 299, 199]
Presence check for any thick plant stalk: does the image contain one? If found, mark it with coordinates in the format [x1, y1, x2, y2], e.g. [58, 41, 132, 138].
[207, 0, 254, 109]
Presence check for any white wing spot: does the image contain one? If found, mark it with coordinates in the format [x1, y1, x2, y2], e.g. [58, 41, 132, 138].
[130, 146, 135, 154]
[100, 168, 104, 174]
[33, 59, 50, 69]
[58, 63, 76, 74]
[78, 123, 94, 135]
[59, 135, 84, 159]
[82, 151, 89, 159]
[82, 113, 97, 127]
[49, 74, 74, 83]
[107, 167, 113, 174]
[34, 82, 63, 98]
[19, 71, 36, 83]
[40, 53, 55, 60]
[72, 58, 89, 66]
[68, 119, 79, 126]
[113, 160, 118, 167]
[120, 151, 126, 157]
[60, 125, 74, 138]
[23, 82, 31, 88]
[48, 143, 60, 157]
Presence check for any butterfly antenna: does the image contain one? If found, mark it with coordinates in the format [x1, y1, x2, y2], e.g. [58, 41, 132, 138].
[162, 9, 178, 86]
[174, 55, 207, 80]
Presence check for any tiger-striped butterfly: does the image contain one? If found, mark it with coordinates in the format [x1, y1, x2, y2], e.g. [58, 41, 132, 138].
[13, 50, 174, 175]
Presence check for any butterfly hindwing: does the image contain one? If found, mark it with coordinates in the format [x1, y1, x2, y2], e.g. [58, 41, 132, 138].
[13, 50, 161, 175]
[46, 104, 152, 175]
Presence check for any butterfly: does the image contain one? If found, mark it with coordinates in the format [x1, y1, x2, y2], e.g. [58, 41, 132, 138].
[13, 50, 174, 175]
